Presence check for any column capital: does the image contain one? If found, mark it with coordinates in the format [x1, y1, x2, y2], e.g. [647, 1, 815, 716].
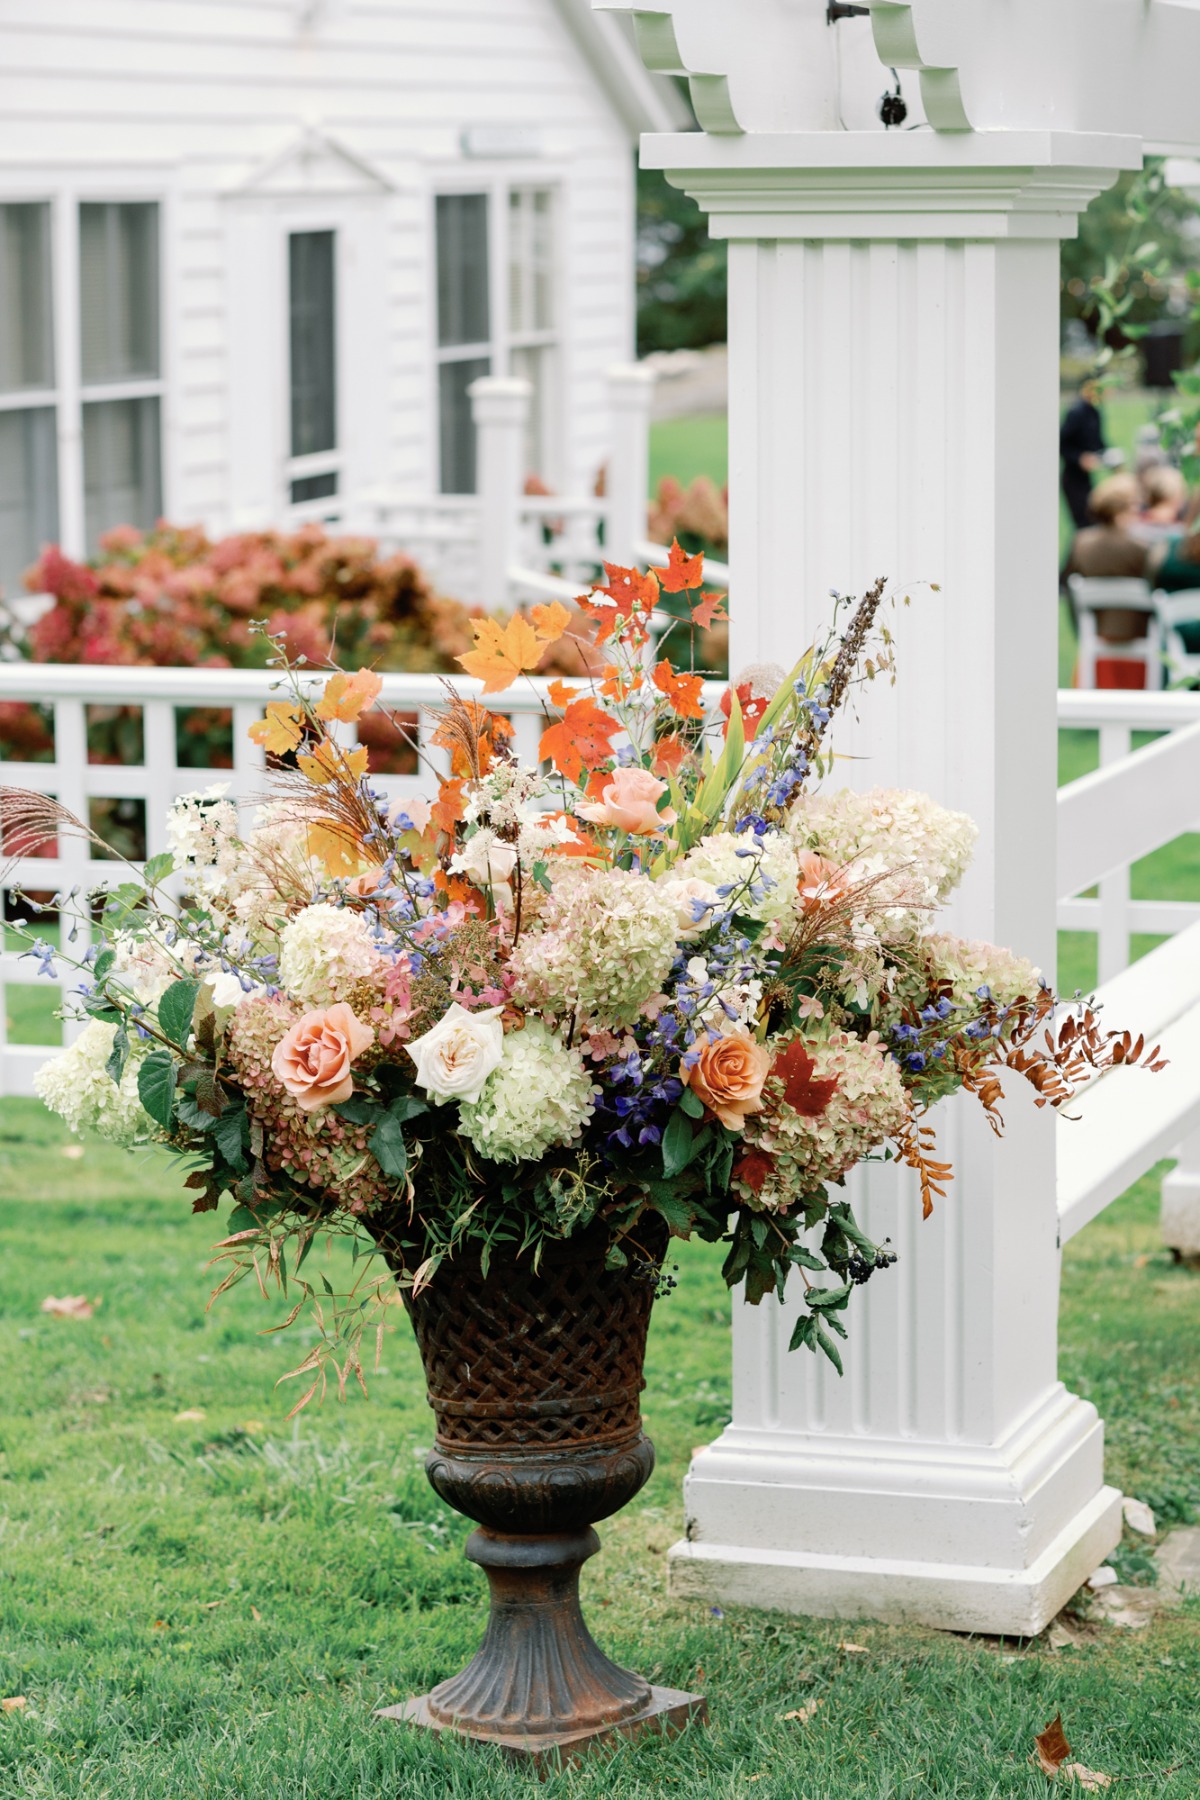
[642, 129, 1140, 240]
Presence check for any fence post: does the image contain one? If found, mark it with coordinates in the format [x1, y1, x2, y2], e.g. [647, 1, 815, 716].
[470, 376, 532, 611]
[1097, 723, 1133, 984]
[1162, 1129, 1200, 1258]
[605, 364, 656, 567]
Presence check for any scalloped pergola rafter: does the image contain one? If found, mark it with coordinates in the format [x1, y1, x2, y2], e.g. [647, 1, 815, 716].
[602, 0, 1200, 1634]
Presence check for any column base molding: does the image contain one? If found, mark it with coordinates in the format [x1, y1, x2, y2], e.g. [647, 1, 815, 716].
[1162, 1164, 1200, 1258]
[666, 1385, 1121, 1637]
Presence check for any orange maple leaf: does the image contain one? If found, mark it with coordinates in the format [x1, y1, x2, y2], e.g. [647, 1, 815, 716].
[528, 601, 571, 644]
[315, 668, 383, 723]
[600, 662, 643, 701]
[690, 589, 728, 631]
[248, 701, 304, 756]
[578, 562, 659, 645]
[431, 703, 514, 777]
[430, 776, 467, 837]
[773, 1041, 840, 1118]
[652, 659, 705, 721]
[651, 734, 689, 777]
[651, 537, 704, 593]
[539, 697, 621, 782]
[297, 739, 368, 786]
[547, 678, 580, 707]
[458, 614, 546, 694]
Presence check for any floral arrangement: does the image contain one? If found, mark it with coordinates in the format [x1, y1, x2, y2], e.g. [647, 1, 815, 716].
[9, 549, 1162, 1403]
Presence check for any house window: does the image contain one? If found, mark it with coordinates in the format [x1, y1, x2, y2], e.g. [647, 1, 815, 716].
[434, 186, 557, 495]
[287, 230, 339, 503]
[0, 203, 59, 596]
[79, 202, 163, 551]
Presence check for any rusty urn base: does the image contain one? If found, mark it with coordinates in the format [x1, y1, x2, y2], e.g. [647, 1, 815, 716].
[378, 1525, 705, 1764]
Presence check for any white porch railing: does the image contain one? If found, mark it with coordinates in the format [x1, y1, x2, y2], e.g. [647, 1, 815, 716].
[275, 368, 730, 613]
[1055, 687, 1200, 1247]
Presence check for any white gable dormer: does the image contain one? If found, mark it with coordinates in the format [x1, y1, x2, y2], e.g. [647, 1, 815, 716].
[234, 126, 393, 201]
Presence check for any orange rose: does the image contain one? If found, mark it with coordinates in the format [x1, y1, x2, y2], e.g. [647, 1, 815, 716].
[271, 1003, 374, 1112]
[687, 1029, 771, 1131]
[578, 766, 677, 835]
[797, 851, 855, 912]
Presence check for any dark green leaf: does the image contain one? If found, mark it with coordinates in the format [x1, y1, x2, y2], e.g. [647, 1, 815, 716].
[386, 1094, 429, 1124]
[370, 1110, 408, 1181]
[226, 1204, 263, 1235]
[679, 1086, 704, 1120]
[815, 1323, 844, 1376]
[158, 979, 199, 1047]
[93, 949, 115, 982]
[175, 1096, 217, 1132]
[137, 1050, 177, 1129]
[333, 1096, 382, 1125]
[649, 1190, 696, 1235]
[807, 1281, 853, 1311]
[212, 1105, 250, 1172]
[750, 1214, 769, 1249]
[105, 1027, 129, 1085]
[604, 1242, 628, 1271]
[788, 1313, 818, 1355]
[661, 1108, 697, 1179]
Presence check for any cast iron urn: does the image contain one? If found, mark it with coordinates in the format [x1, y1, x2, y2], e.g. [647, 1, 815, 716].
[376, 1224, 706, 1762]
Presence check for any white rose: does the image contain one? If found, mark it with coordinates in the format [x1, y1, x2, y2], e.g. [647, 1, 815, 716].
[661, 876, 720, 940]
[449, 831, 519, 891]
[207, 969, 249, 1009]
[405, 1003, 505, 1104]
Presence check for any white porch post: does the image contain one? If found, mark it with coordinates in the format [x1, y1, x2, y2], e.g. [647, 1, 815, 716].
[644, 132, 1137, 1636]
[469, 376, 532, 612]
[1162, 1130, 1200, 1259]
[605, 363, 657, 566]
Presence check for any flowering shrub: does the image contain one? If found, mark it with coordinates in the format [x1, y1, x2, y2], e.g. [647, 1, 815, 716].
[15, 546, 1163, 1402]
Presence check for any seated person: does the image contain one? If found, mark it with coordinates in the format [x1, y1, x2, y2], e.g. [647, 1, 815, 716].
[1147, 529, 1200, 656]
[1131, 465, 1187, 546]
[1063, 473, 1148, 641]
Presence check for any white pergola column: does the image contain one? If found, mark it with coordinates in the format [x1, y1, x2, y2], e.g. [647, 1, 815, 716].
[470, 375, 532, 612]
[649, 132, 1139, 1636]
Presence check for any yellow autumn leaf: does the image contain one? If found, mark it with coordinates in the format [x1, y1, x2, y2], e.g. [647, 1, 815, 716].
[529, 600, 571, 645]
[306, 820, 361, 877]
[248, 701, 304, 756]
[296, 739, 368, 786]
[457, 614, 547, 695]
[315, 669, 383, 723]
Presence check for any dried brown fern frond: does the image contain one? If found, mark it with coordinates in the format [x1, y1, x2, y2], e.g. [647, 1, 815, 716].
[430, 689, 513, 783]
[893, 1106, 954, 1219]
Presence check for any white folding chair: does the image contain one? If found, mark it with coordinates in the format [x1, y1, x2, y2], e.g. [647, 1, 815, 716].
[1066, 574, 1162, 689]
[1154, 588, 1200, 686]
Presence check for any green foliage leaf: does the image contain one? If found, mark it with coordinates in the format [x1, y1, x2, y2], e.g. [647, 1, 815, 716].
[175, 1095, 217, 1133]
[213, 1105, 250, 1172]
[158, 979, 199, 1047]
[815, 1323, 844, 1375]
[649, 1190, 697, 1235]
[370, 1108, 409, 1181]
[92, 949, 115, 983]
[807, 1282, 852, 1312]
[142, 851, 175, 886]
[105, 1027, 129, 1085]
[333, 1097, 381, 1126]
[137, 1050, 177, 1129]
[678, 1086, 704, 1120]
[661, 1108, 699, 1179]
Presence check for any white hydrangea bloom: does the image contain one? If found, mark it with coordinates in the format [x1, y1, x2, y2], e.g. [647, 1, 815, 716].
[790, 787, 977, 908]
[508, 865, 678, 1028]
[458, 1020, 596, 1165]
[673, 830, 799, 929]
[166, 785, 242, 892]
[277, 903, 382, 1003]
[108, 930, 200, 1006]
[33, 1020, 153, 1146]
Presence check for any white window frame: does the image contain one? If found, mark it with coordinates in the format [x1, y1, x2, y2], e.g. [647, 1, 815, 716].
[282, 216, 343, 506]
[0, 174, 173, 561]
[429, 171, 563, 494]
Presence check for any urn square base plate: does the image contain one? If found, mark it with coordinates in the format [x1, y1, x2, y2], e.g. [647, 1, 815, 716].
[379, 1686, 707, 1766]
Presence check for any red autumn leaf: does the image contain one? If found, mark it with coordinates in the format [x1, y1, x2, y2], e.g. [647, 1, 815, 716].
[547, 678, 580, 707]
[773, 1040, 840, 1118]
[734, 1148, 776, 1195]
[578, 562, 659, 645]
[720, 681, 770, 742]
[652, 659, 705, 721]
[690, 589, 728, 630]
[650, 537, 704, 593]
[430, 776, 467, 837]
[539, 697, 622, 781]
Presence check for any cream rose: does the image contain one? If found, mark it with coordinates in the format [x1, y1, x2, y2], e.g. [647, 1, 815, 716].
[448, 831, 519, 891]
[578, 766, 676, 835]
[271, 1003, 375, 1113]
[406, 1002, 505, 1104]
[659, 875, 720, 940]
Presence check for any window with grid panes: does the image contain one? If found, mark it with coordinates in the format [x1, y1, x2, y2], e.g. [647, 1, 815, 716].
[287, 230, 339, 503]
[78, 202, 163, 551]
[0, 203, 59, 596]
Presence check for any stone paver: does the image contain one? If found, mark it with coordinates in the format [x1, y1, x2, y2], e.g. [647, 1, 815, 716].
[1156, 1525, 1200, 1596]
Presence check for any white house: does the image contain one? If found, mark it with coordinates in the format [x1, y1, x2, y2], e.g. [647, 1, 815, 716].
[0, 0, 687, 598]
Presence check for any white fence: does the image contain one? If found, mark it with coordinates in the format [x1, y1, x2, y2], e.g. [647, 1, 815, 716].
[280, 367, 729, 613]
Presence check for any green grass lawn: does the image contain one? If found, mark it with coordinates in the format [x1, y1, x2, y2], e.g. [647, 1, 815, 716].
[1, 1104, 1199, 1797]
[649, 413, 728, 493]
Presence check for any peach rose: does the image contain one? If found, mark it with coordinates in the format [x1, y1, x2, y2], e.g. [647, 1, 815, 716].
[687, 1029, 771, 1131]
[797, 852, 855, 912]
[577, 766, 677, 835]
[344, 868, 388, 901]
[271, 1003, 374, 1112]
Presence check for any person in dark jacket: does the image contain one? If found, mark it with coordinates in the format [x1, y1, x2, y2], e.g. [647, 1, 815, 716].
[1060, 378, 1106, 529]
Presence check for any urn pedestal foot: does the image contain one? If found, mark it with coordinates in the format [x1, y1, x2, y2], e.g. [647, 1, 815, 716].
[379, 1526, 706, 1764]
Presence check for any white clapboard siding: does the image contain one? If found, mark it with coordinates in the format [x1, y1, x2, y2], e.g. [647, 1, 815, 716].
[0, 0, 675, 546]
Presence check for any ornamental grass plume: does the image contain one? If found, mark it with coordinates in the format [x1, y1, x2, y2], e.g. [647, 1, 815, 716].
[13, 545, 1164, 1398]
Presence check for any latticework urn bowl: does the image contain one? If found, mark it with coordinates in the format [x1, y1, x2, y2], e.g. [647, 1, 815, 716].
[375, 1224, 706, 1763]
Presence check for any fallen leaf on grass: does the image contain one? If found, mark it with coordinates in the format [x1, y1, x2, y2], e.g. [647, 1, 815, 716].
[199, 1600, 223, 1611]
[174, 1409, 206, 1422]
[1032, 1715, 1113, 1788]
[40, 1295, 95, 1318]
[782, 1700, 822, 1724]
[61, 1144, 84, 1160]
[1, 1698, 26, 1714]
[240, 1419, 265, 1434]
[251, 1606, 262, 1623]
[838, 1642, 869, 1654]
